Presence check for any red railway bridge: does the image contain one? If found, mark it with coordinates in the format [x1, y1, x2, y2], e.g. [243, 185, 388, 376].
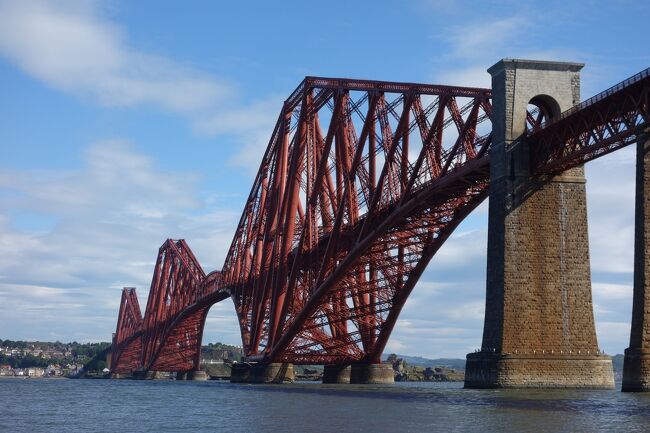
[107, 59, 650, 390]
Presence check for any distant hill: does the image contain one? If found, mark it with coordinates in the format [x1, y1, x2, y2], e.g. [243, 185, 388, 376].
[201, 342, 243, 362]
[382, 354, 466, 370]
[382, 354, 626, 373]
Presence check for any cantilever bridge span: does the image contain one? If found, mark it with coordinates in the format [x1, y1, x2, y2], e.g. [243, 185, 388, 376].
[108, 59, 650, 389]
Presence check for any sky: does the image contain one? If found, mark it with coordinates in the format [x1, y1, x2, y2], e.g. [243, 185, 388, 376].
[0, 0, 648, 359]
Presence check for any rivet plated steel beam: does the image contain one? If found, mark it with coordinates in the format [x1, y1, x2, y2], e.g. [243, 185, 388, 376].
[109, 68, 650, 374]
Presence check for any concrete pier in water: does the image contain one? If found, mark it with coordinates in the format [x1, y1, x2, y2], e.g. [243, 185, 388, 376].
[230, 363, 294, 384]
[623, 129, 650, 392]
[322, 365, 351, 384]
[350, 363, 394, 384]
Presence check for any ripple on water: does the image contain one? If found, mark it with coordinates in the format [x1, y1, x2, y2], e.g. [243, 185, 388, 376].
[0, 379, 649, 433]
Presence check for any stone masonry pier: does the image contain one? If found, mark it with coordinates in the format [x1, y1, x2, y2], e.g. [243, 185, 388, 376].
[465, 59, 615, 389]
[623, 129, 650, 392]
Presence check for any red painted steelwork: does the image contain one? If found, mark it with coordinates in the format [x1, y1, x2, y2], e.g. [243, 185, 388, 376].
[109, 67, 650, 375]
[139, 239, 209, 371]
[531, 67, 650, 174]
[110, 288, 143, 374]
[220, 81, 493, 365]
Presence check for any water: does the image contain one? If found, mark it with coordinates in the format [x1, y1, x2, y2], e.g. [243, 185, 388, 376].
[1, 378, 649, 433]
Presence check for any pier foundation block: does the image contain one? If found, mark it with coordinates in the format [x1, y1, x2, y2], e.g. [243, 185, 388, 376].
[623, 349, 650, 391]
[230, 363, 252, 383]
[230, 362, 294, 383]
[132, 370, 148, 380]
[187, 370, 209, 381]
[322, 365, 351, 384]
[132, 370, 168, 380]
[465, 353, 614, 388]
[350, 363, 394, 384]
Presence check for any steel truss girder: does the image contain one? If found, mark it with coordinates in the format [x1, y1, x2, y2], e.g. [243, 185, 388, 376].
[530, 68, 650, 174]
[220, 78, 494, 364]
[110, 67, 650, 370]
[110, 288, 143, 374]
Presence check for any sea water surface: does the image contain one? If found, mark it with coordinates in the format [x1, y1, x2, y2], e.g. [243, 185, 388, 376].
[0, 378, 648, 432]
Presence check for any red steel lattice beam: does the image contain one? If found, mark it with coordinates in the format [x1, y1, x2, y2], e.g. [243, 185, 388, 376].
[220, 80, 494, 364]
[109, 66, 650, 373]
[530, 67, 650, 174]
[110, 288, 143, 374]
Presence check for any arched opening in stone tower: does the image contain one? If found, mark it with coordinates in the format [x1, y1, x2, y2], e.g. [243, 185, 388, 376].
[526, 94, 561, 132]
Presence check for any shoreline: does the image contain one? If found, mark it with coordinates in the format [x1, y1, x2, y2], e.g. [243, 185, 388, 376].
[0, 375, 69, 380]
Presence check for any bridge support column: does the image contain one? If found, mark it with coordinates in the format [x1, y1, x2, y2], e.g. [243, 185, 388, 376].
[132, 370, 168, 380]
[230, 363, 252, 383]
[623, 130, 650, 392]
[132, 370, 148, 380]
[252, 363, 294, 383]
[322, 364, 351, 384]
[149, 371, 169, 380]
[187, 370, 209, 381]
[349, 363, 394, 384]
[230, 362, 294, 383]
[465, 59, 614, 389]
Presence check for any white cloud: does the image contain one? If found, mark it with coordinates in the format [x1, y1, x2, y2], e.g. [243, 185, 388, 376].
[193, 96, 284, 174]
[444, 301, 485, 321]
[586, 146, 636, 274]
[596, 321, 631, 354]
[429, 13, 528, 87]
[0, 0, 232, 114]
[446, 16, 524, 62]
[592, 283, 632, 301]
[0, 1, 314, 345]
[0, 0, 278, 174]
[0, 140, 241, 342]
[385, 337, 407, 353]
[427, 5, 589, 89]
[193, 97, 282, 136]
[433, 229, 487, 268]
[434, 65, 491, 88]
[1, 283, 73, 299]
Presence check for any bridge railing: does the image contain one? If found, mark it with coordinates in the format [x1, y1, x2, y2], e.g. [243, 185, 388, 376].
[540, 67, 650, 129]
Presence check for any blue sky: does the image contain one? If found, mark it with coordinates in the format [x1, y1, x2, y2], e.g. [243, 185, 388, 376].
[0, 0, 648, 358]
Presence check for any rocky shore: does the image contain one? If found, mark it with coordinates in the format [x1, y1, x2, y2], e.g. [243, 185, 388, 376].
[274, 358, 465, 382]
[388, 354, 464, 382]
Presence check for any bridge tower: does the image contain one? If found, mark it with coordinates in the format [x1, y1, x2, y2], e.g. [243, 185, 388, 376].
[465, 59, 615, 388]
[623, 128, 650, 391]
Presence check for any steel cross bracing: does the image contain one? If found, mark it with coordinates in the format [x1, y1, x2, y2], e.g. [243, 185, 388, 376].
[109, 67, 649, 374]
[220, 78, 493, 365]
[530, 67, 650, 175]
[110, 288, 143, 374]
[139, 239, 214, 371]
